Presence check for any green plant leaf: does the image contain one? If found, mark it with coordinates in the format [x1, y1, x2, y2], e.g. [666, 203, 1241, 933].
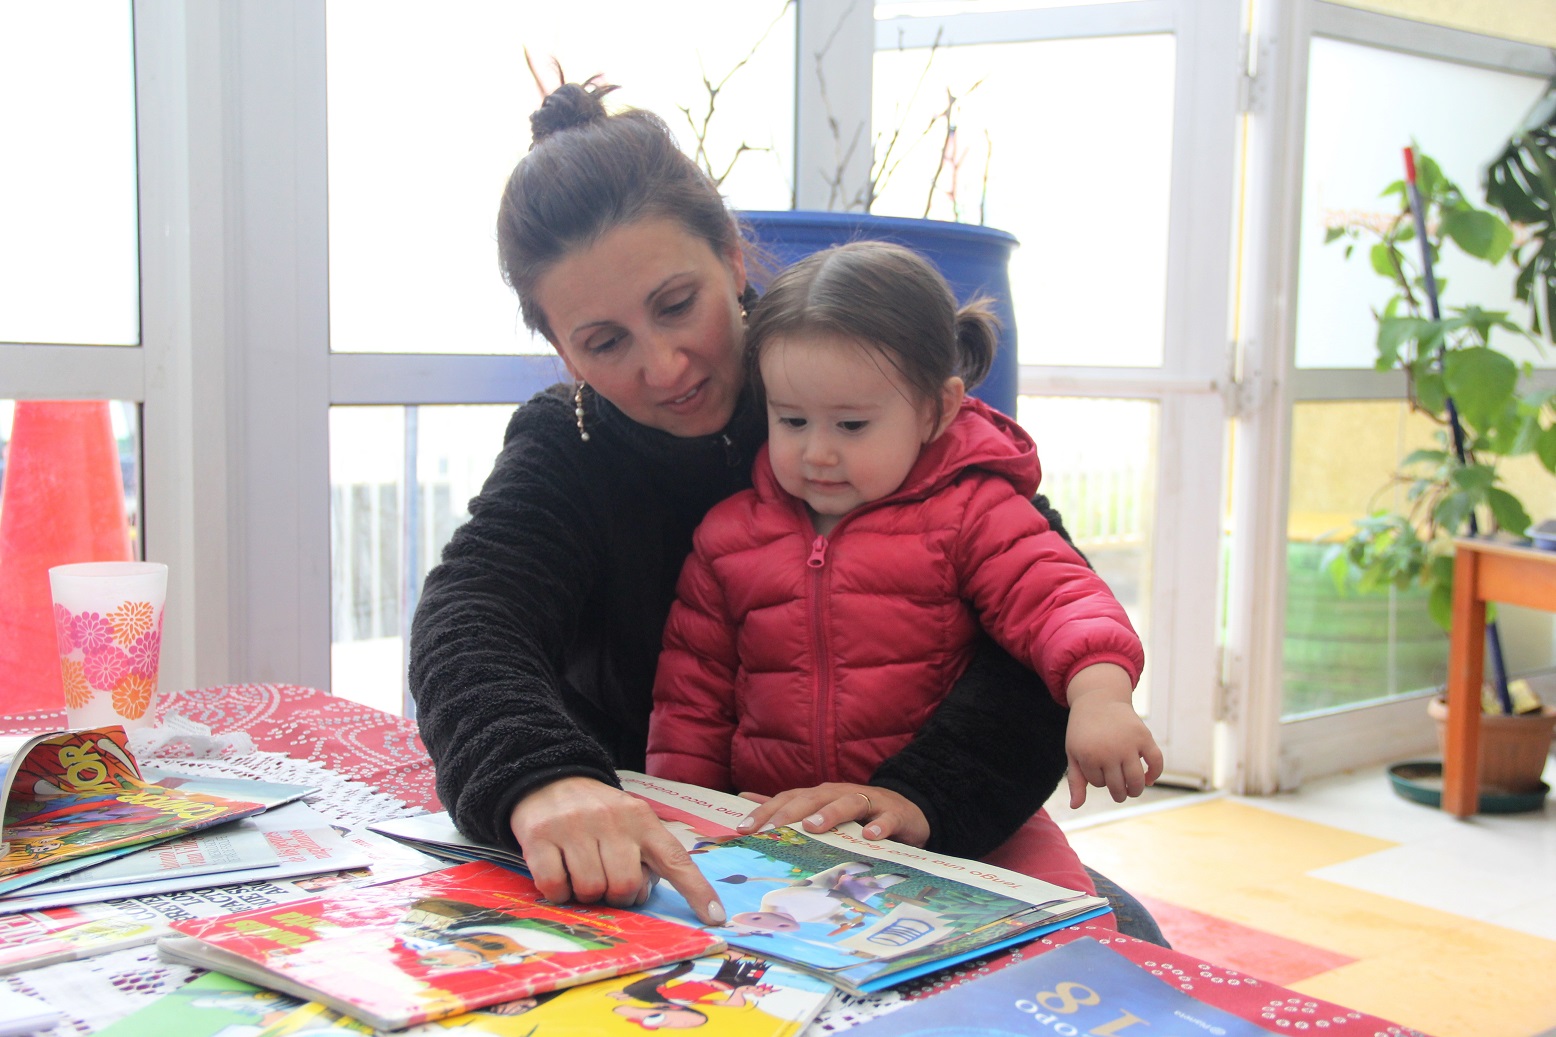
[1417, 152, 1448, 201]
[1437, 207, 1512, 263]
[1377, 316, 1431, 367]
[1400, 448, 1448, 468]
[1488, 486, 1532, 534]
[1449, 463, 1495, 493]
[1444, 347, 1518, 430]
[1414, 368, 1448, 416]
[1321, 544, 1351, 594]
[1428, 580, 1453, 630]
[1370, 242, 1400, 279]
[1538, 424, 1556, 471]
[1324, 225, 1346, 244]
[1434, 490, 1476, 534]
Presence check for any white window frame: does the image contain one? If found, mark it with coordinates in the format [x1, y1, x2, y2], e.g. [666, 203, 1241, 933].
[852, 0, 1243, 788]
[1226, 0, 1556, 792]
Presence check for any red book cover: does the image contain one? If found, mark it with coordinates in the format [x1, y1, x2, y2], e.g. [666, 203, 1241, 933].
[157, 860, 727, 1031]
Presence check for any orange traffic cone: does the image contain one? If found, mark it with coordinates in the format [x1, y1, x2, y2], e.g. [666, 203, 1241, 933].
[0, 401, 133, 712]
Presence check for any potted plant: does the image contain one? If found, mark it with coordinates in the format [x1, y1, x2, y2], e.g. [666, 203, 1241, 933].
[1323, 144, 1556, 795]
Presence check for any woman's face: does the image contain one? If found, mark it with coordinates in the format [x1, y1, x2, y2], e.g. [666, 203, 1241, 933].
[534, 217, 748, 438]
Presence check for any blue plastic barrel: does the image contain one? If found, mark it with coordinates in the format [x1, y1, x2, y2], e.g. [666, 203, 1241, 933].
[738, 210, 1020, 418]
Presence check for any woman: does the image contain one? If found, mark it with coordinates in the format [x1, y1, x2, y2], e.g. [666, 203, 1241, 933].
[407, 77, 1164, 943]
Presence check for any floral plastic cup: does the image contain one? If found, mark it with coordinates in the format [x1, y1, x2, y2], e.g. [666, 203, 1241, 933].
[48, 561, 168, 731]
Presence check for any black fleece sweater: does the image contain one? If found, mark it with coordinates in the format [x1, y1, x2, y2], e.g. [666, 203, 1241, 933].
[408, 383, 1072, 857]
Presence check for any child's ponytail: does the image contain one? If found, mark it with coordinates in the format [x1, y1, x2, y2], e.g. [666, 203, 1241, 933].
[953, 298, 1001, 392]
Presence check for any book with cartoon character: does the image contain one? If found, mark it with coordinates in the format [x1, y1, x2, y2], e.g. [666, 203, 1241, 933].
[154, 860, 729, 1031]
[0, 727, 267, 883]
[620, 773, 1111, 996]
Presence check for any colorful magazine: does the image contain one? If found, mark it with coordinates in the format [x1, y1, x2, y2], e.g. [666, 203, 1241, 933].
[838, 936, 1270, 1036]
[93, 970, 311, 1037]
[107, 949, 833, 1037]
[0, 903, 162, 975]
[371, 775, 1112, 997]
[0, 726, 266, 880]
[155, 860, 729, 1031]
[0, 765, 313, 898]
[624, 773, 1110, 996]
[0, 801, 371, 913]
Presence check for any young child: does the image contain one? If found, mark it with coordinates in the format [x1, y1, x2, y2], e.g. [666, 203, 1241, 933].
[645, 241, 1162, 896]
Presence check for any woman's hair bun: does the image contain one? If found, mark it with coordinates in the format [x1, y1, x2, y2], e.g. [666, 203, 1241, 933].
[529, 77, 619, 145]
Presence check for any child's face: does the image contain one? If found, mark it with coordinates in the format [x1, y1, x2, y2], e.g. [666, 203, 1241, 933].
[760, 333, 943, 535]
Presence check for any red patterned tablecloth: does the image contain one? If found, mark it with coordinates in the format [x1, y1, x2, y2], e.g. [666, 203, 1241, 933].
[0, 684, 1426, 1036]
[0, 682, 441, 812]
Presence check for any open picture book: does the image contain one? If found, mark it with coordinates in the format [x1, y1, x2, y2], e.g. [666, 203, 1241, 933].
[0, 727, 267, 882]
[371, 772, 1112, 996]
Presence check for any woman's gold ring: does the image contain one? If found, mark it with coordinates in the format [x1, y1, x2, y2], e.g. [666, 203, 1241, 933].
[855, 791, 873, 814]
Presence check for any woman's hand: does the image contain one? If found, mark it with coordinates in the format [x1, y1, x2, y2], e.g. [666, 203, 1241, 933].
[1064, 663, 1165, 807]
[733, 782, 930, 846]
[508, 776, 725, 925]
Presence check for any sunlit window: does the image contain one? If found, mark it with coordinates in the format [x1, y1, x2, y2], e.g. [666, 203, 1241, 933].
[874, 34, 1175, 368]
[325, 1, 796, 357]
[1294, 37, 1548, 369]
[0, 2, 138, 346]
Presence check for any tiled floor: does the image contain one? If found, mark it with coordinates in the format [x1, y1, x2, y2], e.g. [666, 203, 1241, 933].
[1049, 758, 1556, 1037]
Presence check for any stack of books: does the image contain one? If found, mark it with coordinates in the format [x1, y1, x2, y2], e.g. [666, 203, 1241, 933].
[0, 726, 443, 975]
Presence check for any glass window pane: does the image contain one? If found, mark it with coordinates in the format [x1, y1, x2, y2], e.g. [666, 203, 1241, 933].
[1284, 400, 1448, 717]
[329, 403, 514, 715]
[0, 400, 142, 712]
[1294, 37, 1548, 370]
[1018, 396, 1157, 714]
[325, 1, 796, 356]
[0, 2, 138, 346]
[874, 35, 1174, 367]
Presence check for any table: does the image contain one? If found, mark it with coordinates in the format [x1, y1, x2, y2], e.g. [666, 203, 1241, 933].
[1, 684, 1428, 1036]
[0, 683, 441, 814]
[1444, 536, 1556, 816]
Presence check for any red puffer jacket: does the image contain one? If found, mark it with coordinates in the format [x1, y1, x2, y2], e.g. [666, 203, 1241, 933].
[646, 398, 1143, 798]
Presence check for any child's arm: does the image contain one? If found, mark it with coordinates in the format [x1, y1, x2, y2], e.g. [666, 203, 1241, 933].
[1064, 662, 1165, 807]
[956, 480, 1144, 696]
[645, 549, 740, 791]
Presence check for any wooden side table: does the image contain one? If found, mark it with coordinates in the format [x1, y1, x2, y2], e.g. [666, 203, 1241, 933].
[1444, 536, 1556, 816]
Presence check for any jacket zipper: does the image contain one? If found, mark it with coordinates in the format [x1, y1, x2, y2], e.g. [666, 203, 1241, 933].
[807, 534, 834, 782]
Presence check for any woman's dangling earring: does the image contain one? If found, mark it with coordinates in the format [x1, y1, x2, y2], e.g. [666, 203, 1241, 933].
[574, 382, 590, 442]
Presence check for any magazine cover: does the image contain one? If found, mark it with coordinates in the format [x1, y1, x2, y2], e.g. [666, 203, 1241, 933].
[0, 904, 161, 974]
[157, 861, 729, 1031]
[0, 801, 374, 913]
[137, 768, 319, 810]
[620, 773, 1110, 996]
[504, 949, 835, 1036]
[234, 950, 833, 1037]
[0, 727, 267, 880]
[92, 969, 312, 1037]
[839, 937, 1270, 1036]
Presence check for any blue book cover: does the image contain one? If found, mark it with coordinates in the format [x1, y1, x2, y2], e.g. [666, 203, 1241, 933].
[843, 937, 1270, 1037]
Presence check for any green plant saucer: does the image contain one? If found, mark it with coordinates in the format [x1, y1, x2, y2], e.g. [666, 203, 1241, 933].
[1387, 760, 1549, 814]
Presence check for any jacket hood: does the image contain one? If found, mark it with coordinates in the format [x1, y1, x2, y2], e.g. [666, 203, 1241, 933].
[751, 395, 1039, 508]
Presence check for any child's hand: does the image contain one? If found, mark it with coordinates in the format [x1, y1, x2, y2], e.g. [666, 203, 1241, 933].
[734, 783, 931, 846]
[1063, 663, 1164, 808]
